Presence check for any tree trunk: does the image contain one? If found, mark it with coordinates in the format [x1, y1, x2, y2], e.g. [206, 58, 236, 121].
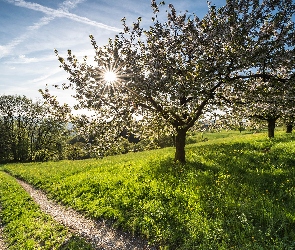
[267, 118, 276, 138]
[286, 124, 293, 133]
[174, 128, 187, 163]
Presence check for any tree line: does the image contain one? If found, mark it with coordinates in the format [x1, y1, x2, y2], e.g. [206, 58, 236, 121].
[0, 95, 70, 162]
[0, 90, 293, 164]
[0, 93, 175, 163]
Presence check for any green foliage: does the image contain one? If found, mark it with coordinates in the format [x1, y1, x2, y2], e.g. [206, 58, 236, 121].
[66, 142, 92, 160]
[0, 171, 93, 250]
[0, 94, 71, 163]
[3, 132, 295, 249]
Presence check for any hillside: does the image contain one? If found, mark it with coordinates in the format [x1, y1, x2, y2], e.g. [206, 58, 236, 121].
[1, 131, 295, 249]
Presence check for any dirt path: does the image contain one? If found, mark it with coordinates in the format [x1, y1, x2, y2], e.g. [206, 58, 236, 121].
[16, 179, 156, 250]
[0, 206, 8, 250]
[0, 226, 6, 250]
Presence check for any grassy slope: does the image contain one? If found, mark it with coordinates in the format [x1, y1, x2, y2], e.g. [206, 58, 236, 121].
[2, 131, 295, 249]
[0, 172, 93, 250]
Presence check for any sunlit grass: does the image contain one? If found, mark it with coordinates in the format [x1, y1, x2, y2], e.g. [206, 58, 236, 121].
[0, 172, 93, 250]
[2, 131, 295, 249]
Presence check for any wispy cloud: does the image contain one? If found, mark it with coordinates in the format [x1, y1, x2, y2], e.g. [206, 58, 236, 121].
[0, 0, 121, 59]
[0, 14, 56, 57]
[18, 54, 38, 63]
[31, 68, 62, 83]
[6, 0, 121, 32]
[0, 18, 51, 58]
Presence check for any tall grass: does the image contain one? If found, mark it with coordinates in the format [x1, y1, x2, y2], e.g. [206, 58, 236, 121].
[2, 131, 295, 249]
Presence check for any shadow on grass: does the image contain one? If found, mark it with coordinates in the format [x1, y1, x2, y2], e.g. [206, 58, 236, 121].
[58, 235, 93, 250]
[142, 136, 295, 249]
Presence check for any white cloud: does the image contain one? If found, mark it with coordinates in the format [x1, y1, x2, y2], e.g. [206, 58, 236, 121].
[18, 54, 38, 63]
[27, 15, 56, 31]
[0, 8, 55, 58]
[0, 33, 29, 58]
[32, 74, 55, 83]
[59, 0, 86, 12]
[2, 53, 56, 65]
[6, 0, 121, 31]
[0, 0, 121, 59]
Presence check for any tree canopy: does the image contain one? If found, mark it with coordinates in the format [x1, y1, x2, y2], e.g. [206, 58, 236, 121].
[54, 0, 295, 163]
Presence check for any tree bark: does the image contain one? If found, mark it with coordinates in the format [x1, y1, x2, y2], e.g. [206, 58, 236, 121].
[267, 118, 276, 138]
[286, 124, 293, 133]
[174, 128, 187, 163]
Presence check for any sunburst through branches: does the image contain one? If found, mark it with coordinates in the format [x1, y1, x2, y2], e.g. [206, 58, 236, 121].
[94, 60, 131, 97]
[104, 70, 117, 84]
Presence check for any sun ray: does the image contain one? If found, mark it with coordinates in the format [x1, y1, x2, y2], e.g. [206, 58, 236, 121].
[92, 57, 134, 100]
[104, 70, 117, 84]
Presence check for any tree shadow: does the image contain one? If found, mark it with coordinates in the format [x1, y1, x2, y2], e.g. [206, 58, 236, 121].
[58, 235, 94, 250]
[143, 138, 295, 248]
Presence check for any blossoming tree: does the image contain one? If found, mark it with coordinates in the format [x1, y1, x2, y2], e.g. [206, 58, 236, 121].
[225, 0, 295, 137]
[55, 0, 294, 163]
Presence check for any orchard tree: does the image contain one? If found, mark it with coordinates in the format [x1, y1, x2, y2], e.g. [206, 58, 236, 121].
[55, 0, 295, 163]
[229, 78, 295, 138]
[229, 4, 295, 137]
[284, 114, 295, 133]
[226, 0, 295, 137]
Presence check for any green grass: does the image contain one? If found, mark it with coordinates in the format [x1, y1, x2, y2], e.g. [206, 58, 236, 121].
[0, 172, 93, 250]
[187, 128, 266, 143]
[2, 131, 295, 249]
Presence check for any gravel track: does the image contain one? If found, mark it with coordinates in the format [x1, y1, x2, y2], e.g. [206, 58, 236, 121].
[16, 179, 156, 250]
[0, 206, 7, 250]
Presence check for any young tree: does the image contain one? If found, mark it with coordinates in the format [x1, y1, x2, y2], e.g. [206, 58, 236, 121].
[55, 0, 294, 163]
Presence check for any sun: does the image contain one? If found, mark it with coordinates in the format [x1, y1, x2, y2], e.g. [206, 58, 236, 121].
[92, 59, 132, 97]
[103, 70, 117, 84]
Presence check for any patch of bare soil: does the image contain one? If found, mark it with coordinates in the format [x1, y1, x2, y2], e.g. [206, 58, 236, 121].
[0, 206, 8, 250]
[16, 179, 157, 250]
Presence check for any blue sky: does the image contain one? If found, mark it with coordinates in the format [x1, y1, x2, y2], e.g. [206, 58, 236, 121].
[0, 0, 225, 104]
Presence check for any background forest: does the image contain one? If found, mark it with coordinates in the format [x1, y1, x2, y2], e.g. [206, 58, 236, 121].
[0, 92, 294, 163]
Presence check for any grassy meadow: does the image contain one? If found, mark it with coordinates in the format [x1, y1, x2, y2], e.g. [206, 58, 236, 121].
[0, 172, 93, 250]
[1, 130, 295, 249]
